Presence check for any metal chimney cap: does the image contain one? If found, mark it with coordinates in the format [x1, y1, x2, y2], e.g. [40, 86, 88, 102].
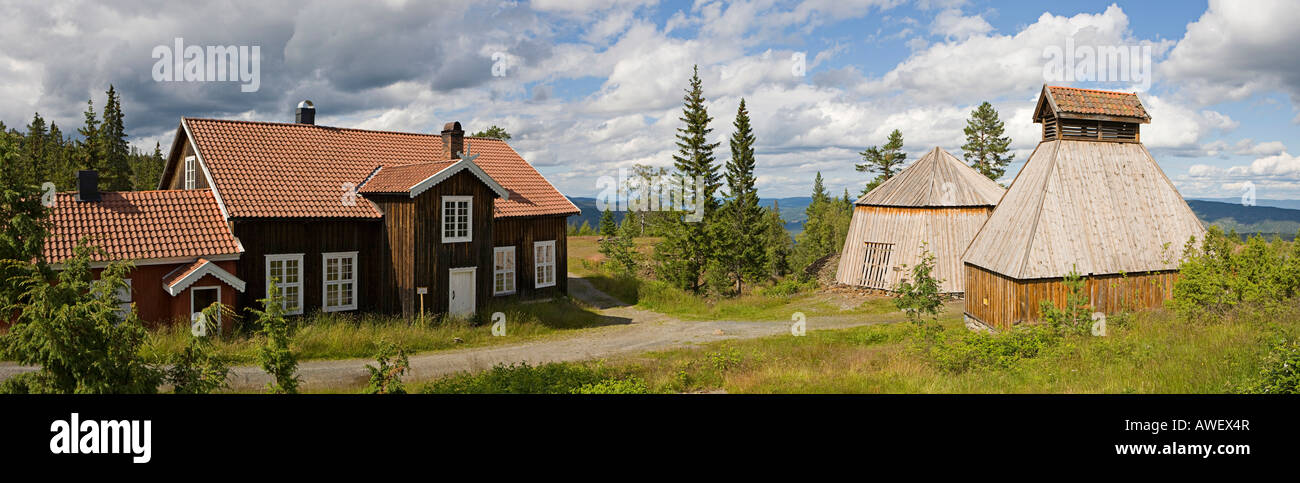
[297, 100, 314, 109]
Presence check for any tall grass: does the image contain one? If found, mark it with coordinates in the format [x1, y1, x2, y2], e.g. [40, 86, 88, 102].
[141, 298, 613, 364]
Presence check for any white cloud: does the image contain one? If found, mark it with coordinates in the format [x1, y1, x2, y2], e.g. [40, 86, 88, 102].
[929, 8, 992, 41]
[1161, 0, 1300, 106]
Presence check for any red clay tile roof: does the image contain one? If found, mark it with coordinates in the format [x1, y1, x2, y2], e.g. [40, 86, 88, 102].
[162, 258, 210, 288]
[357, 161, 458, 194]
[44, 189, 243, 263]
[1045, 86, 1150, 122]
[183, 118, 580, 219]
[162, 258, 246, 295]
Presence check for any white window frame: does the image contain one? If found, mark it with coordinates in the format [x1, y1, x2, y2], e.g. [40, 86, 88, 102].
[190, 286, 221, 329]
[442, 195, 472, 243]
[265, 253, 304, 315]
[184, 155, 197, 190]
[493, 246, 516, 295]
[322, 251, 359, 312]
[534, 240, 556, 289]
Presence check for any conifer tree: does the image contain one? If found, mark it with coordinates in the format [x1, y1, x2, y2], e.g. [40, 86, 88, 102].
[598, 209, 617, 237]
[961, 101, 1014, 181]
[99, 86, 133, 191]
[656, 65, 722, 293]
[720, 99, 766, 293]
[856, 129, 906, 196]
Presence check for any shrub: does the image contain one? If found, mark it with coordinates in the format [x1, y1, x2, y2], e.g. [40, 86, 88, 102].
[363, 340, 411, 394]
[759, 277, 817, 297]
[895, 243, 944, 326]
[165, 310, 231, 394]
[930, 325, 1059, 373]
[420, 362, 613, 394]
[1242, 335, 1300, 394]
[1039, 268, 1093, 336]
[250, 279, 300, 394]
[571, 377, 649, 394]
[1172, 228, 1300, 321]
[0, 242, 161, 393]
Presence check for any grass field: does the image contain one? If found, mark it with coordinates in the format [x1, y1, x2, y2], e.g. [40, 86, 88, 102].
[417, 303, 1295, 394]
[141, 298, 615, 364]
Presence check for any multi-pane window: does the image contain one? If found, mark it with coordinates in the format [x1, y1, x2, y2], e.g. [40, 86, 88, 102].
[494, 246, 515, 295]
[534, 240, 556, 288]
[442, 196, 472, 242]
[266, 254, 303, 315]
[184, 156, 197, 190]
[323, 252, 358, 312]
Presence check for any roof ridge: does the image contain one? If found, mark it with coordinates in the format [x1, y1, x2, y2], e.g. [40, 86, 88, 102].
[1015, 140, 1061, 279]
[1046, 85, 1137, 96]
[184, 117, 444, 138]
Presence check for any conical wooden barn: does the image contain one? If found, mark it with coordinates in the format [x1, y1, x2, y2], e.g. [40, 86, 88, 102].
[961, 86, 1206, 330]
[835, 146, 1005, 293]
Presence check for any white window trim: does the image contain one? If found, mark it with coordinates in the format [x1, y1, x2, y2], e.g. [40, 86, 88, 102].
[534, 240, 556, 289]
[493, 246, 516, 296]
[265, 253, 304, 315]
[184, 156, 197, 190]
[190, 286, 221, 330]
[322, 251, 359, 312]
[441, 195, 473, 243]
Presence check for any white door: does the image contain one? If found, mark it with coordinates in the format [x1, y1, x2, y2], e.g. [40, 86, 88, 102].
[449, 267, 476, 317]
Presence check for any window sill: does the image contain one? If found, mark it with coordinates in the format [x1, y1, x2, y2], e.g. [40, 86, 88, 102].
[322, 305, 357, 313]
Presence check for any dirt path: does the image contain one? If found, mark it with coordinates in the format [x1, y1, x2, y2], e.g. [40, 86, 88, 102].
[0, 275, 911, 392]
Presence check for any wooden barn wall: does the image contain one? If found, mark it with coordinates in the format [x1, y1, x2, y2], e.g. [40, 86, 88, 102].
[835, 205, 993, 293]
[369, 196, 415, 314]
[964, 263, 1181, 330]
[410, 170, 496, 316]
[493, 215, 569, 300]
[230, 218, 384, 316]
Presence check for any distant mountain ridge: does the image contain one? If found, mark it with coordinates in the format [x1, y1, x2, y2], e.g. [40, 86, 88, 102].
[567, 196, 1300, 240]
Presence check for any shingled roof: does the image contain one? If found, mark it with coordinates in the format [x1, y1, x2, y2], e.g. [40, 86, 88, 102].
[180, 118, 580, 219]
[44, 189, 243, 264]
[856, 147, 1005, 207]
[1035, 85, 1151, 123]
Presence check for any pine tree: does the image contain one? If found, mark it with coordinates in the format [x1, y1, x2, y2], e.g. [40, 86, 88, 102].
[720, 98, 766, 293]
[20, 113, 49, 187]
[656, 65, 722, 293]
[598, 209, 617, 237]
[762, 201, 793, 277]
[856, 129, 906, 196]
[471, 125, 511, 140]
[961, 101, 1014, 181]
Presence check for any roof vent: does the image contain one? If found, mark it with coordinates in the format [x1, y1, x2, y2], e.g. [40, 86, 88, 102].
[296, 100, 315, 125]
[76, 170, 100, 202]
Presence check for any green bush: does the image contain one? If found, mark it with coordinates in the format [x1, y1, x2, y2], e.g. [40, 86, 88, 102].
[759, 277, 817, 297]
[420, 362, 627, 394]
[1242, 335, 1300, 394]
[895, 244, 943, 326]
[363, 340, 410, 394]
[571, 377, 649, 394]
[1039, 268, 1094, 336]
[1172, 227, 1300, 321]
[929, 325, 1059, 373]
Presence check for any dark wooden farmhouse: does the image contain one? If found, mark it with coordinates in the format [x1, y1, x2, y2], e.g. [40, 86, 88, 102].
[45, 101, 578, 328]
[961, 86, 1206, 330]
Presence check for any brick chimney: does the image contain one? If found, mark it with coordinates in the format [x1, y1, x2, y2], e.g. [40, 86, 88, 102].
[441, 121, 464, 159]
[76, 170, 100, 202]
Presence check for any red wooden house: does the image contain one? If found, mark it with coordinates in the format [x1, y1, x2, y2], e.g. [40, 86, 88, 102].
[46, 101, 579, 326]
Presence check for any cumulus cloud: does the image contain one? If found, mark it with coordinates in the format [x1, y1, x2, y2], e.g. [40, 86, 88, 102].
[1161, 0, 1300, 106]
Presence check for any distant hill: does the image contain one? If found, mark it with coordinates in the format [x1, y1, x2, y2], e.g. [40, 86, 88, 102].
[1186, 199, 1300, 240]
[567, 196, 1300, 240]
[1189, 198, 1300, 211]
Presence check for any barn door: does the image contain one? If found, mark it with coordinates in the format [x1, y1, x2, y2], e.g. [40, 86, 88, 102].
[448, 267, 477, 317]
[860, 242, 894, 289]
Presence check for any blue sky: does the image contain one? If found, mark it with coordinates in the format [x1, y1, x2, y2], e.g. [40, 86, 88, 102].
[2, 0, 1298, 200]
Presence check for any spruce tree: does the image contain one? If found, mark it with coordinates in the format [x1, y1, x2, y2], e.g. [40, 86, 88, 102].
[656, 65, 722, 293]
[855, 129, 906, 196]
[100, 86, 132, 191]
[961, 101, 1014, 181]
[721, 99, 766, 292]
[598, 209, 617, 237]
[76, 99, 99, 178]
[21, 113, 49, 187]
